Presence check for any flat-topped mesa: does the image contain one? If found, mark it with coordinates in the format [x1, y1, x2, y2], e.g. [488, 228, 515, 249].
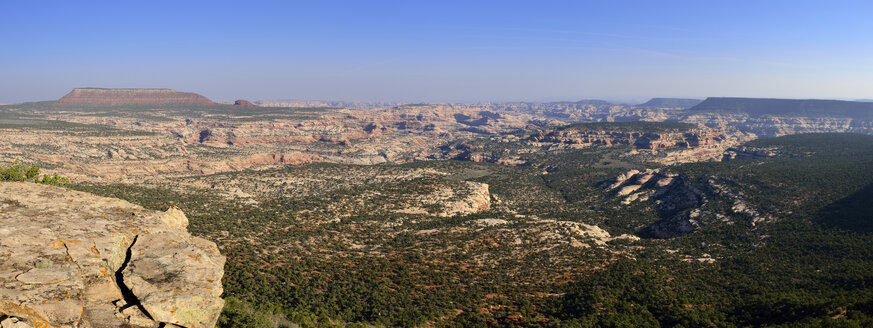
[56, 88, 216, 106]
[688, 97, 873, 119]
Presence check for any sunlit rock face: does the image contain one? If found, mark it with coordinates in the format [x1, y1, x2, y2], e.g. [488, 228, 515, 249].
[0, 182, 225, 328]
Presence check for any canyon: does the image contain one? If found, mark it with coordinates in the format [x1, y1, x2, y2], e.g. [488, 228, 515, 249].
[3, 89, 873, 325]
[2, 90, 872, 185]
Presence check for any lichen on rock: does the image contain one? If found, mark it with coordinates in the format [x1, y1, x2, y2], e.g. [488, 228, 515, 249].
[0, 182, 225, 328]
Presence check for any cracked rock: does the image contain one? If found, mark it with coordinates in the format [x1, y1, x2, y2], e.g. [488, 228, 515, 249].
[0, 182, 225, 328]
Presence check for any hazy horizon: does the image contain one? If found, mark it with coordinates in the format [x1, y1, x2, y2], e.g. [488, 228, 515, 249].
[2, 0, 872, 103]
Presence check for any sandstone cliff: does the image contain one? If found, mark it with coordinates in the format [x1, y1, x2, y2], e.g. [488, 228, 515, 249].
[0, 182, 225, 328]
[56, 88, 215, 106]
[531, 123, 727, 150]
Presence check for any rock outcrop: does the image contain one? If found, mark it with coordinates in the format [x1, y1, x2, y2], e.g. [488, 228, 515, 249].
[528, 122, 752, 164]
[721, 146, 780, 161]
[56, 88, 215, 106]
[601, 169, 707, 238]
[602, 169, 703, 212]
[232, 100, 258, 108]
[395, 181, 492, 217]
[602, 169, 772, 238]
[0, 182, 225, 328]
[531, 123, 728, 150]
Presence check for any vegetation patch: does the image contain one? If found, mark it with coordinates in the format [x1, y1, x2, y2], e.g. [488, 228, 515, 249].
[0, 160, 69, 186]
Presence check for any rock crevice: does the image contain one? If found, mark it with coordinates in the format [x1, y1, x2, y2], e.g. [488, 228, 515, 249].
[114, 235, 154, 321]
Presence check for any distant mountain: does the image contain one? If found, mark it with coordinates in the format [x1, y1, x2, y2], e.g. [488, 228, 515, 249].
[688, 97, 873, 119]
[855, 99, 873, 103]
[56, 88, 215, 106]
[636, 98, 702, 109]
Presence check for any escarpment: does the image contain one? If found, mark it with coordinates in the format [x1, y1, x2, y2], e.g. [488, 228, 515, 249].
[0, 182, 225, 328]
[56, 88, 216, 106]
[531, 123, 728, 150]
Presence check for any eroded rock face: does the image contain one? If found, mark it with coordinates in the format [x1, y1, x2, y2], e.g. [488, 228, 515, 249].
[602, 169, 772, 238]
[601, 169, 707, 238]
[532, 126, 729, 150]
[0, 182, 225, 328]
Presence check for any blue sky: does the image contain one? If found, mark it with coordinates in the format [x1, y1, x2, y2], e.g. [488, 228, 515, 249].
[1, 0, 871, 103]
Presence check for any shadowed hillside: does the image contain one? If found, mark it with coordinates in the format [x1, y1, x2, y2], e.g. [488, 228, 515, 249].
[636, 98, 702, 108]
[817, 183, 873, 232]
[689, 97, 873, 119]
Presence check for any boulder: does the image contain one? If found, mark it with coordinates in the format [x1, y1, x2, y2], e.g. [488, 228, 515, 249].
[0, 182, 225, 328]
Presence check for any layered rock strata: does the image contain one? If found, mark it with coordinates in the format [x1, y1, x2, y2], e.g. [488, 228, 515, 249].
[56, 88, 215, 106]
[531, 126, 728, 150]
[602, 169, 772, 238]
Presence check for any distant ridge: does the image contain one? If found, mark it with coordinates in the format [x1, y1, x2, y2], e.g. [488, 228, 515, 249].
[689, 97, 873, 119]
[576, 99, 613, 106]
[636, 98, 702, 108]
[56, 88, 215, 106]
[549, 99, 613, 106]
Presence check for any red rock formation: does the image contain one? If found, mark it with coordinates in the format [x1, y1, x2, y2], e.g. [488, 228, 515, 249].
[56, 88, 215, 106]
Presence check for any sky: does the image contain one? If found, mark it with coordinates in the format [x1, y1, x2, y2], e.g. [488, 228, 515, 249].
[1, 0, 871, 103]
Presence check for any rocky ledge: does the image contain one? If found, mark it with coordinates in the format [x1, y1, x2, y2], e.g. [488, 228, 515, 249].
[0, 182, 225, 328]
[531, 125, 728, 150]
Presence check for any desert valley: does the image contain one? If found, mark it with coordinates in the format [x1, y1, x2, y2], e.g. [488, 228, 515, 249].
[3, 88, 873, 327]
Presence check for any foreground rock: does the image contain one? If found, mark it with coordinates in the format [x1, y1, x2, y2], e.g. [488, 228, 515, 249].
[0, 182, 225, 328]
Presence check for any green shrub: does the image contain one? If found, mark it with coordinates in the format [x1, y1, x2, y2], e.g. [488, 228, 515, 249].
[0, 160, 69, 186]
[217, 297, 273, 328]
